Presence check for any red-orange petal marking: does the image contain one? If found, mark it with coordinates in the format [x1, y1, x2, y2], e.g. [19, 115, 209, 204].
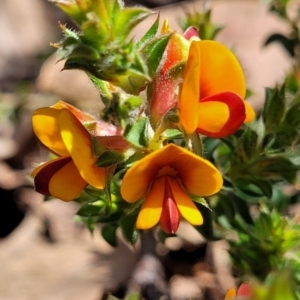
[237, 283, 252, 298]
[197, 92, 246, 138]
[159, 176, 180, 234]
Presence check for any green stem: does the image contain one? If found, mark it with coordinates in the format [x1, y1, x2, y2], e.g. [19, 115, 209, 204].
[188, 132, 203, 157]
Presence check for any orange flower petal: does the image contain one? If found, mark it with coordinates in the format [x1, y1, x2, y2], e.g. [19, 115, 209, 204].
[179, 40, 201, 134]
[170, 148, 223, 196]
[121, 144, 222, 202]
[167, 177, 203, 225]
[136, 176, 165, 230]
[199, 40, 246, 100]
[32, 107, 69, 157]
[51, 100, 94, 122]
[58, 109, 107, 189]
[225, 288, 237, 300]
[33, 156, 71, 196]
[244, 101, 256, 123]
[49, 160, 87, 201]
[197, 92, 246, 138]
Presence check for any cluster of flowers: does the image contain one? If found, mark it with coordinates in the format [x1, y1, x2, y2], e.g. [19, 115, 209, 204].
[31, 22, 255, 235]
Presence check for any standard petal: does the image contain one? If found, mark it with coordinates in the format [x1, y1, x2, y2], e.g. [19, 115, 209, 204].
[199, 40, 246, 100]
[167, 177, 203, 225]
[136, 176, 165, 230]
[244, 101, 256, 123]
[59, 109, 107, 189]
[197, 92, 246, 138]
[32, 107, 69, 156]
[121, 144, 223, 202]
[179, 41, 201, 134]
[49, 160, 88, 201]
[33, 156, 72, 196]
[165, 145, 223, 196]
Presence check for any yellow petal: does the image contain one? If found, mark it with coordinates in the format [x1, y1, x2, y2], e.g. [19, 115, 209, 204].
[244, 101, 256, 123]
[59, 109, 106, 189]
[225, 288, 237, 300]
[33, 156, 72, 196]
[167, 176, 203, 225]
[169, 147, 223, 196]
[49, 161, 87, 201]
[199, 40, 246, 100]
[136, 176, 165, 230]
[121, 144, 222, 203]
[179, 41, 201, 134]
[32, 107, 69, 157]
[198, 101, 229, 133]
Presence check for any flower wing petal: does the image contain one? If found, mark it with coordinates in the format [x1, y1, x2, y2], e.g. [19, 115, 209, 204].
[32, 107, 69, 156]
[168, 177, 203, 225]
[179, 40, 201, 134]
[197, 92, 246, 138]
[33, 156, 71, 196]
[136, 176, 165, 230]
[49, 160, 87, 201]
[199, 40, 246, 99]
[59, 109, 106, 189]
[244, 101, 256, 123]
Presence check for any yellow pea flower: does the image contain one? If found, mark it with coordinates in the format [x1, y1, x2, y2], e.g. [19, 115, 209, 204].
[31, 101, 115, 201]
[179, 40, 255, 136]
[121, 144, 223, 233]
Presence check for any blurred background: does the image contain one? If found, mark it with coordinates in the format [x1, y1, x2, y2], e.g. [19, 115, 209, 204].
[0, 0, 293, 299]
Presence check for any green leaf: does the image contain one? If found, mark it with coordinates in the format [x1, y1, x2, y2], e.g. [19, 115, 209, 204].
[141, 33, 172, 76]
[124, 117, 149, 148]
[284, 102, 300, 127]
[262, 85, 286, 131]
[266, 269, 297, 300]
[194, 202, 214, 239]
[88, 74, 113, 102]
[124, 291, 142, 300]
[256, 156, 299, 183]
[242, 127, 258, 158]
[125, 151, 148, 167]
[101, 224, 118, 247]
[137, 14, 159, 49]
[120, 207, 140, 245]
[96, 150, 125, 167]
[76, 200, 106, 217]
[114, 8, 152, 40]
